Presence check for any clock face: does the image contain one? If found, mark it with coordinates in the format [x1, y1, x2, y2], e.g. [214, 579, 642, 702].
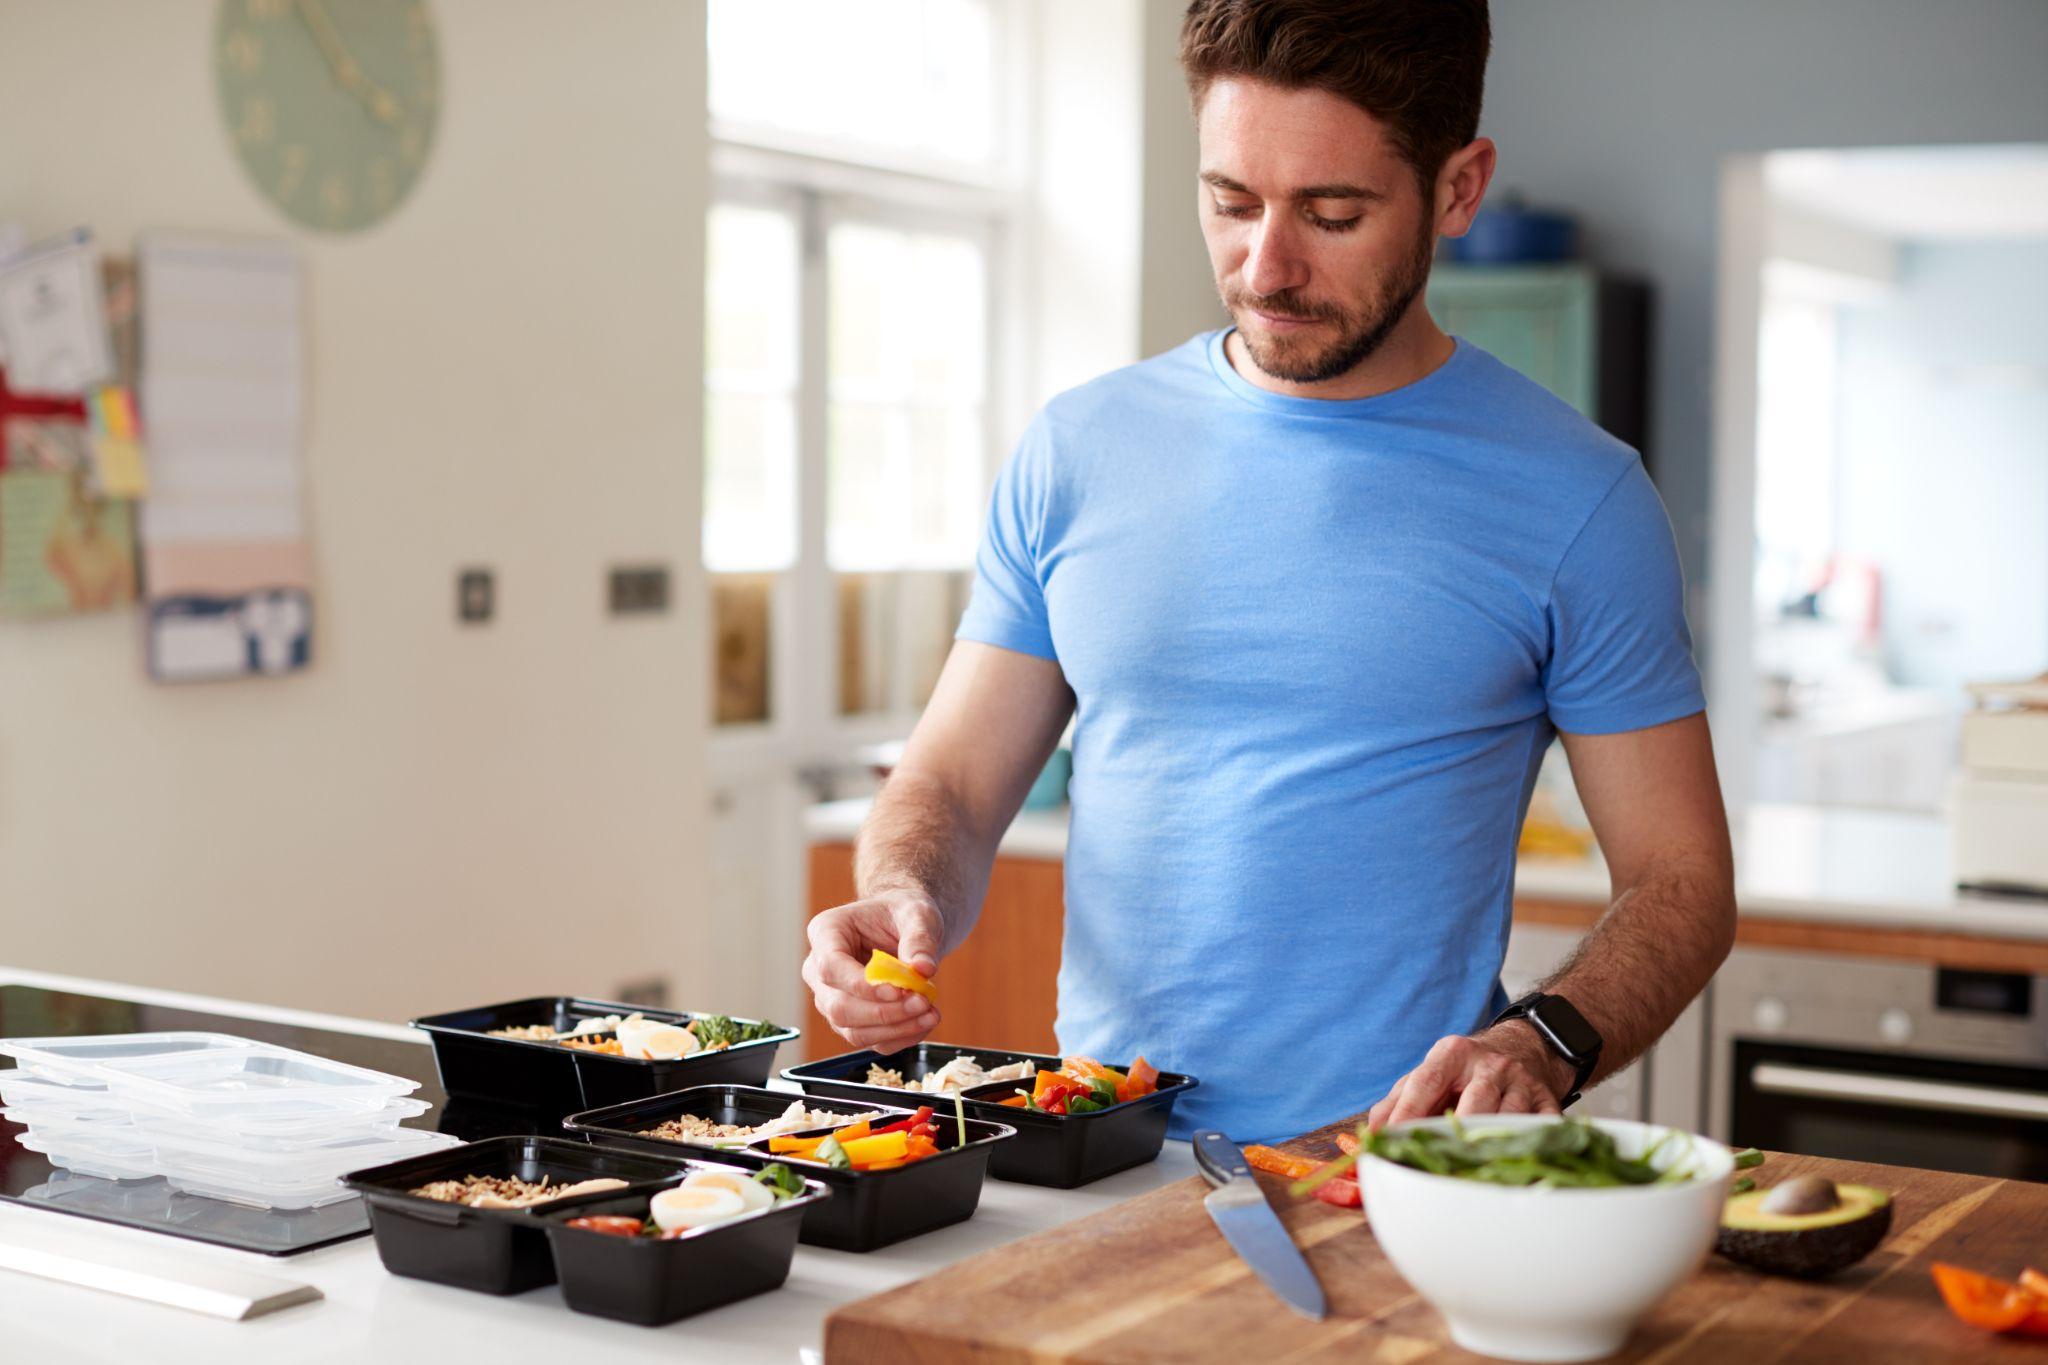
[215, 0, 440, 234]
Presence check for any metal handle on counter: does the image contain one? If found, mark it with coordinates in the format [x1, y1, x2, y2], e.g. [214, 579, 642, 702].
[1750, 1062, 2048, 1121]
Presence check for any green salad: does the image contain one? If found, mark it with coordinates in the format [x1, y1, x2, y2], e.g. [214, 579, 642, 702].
[689, 1014, 784, 1048]
[1294, 1116, 1756, 1195]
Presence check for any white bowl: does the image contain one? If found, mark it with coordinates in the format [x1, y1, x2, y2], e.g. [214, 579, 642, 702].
[1357, 1115, 1732, 1363]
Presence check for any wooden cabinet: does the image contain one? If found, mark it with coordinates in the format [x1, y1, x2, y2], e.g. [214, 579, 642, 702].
[802, 843, 1067, 1060]
[1425, 264, 1653, 474]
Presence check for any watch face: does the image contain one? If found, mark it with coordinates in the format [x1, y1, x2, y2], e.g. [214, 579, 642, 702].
[1532, 995, 1602, 1060]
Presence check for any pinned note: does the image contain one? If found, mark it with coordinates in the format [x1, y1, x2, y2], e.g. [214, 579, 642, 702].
[86, 385, 147, 498]
[0, 230, 114, 397]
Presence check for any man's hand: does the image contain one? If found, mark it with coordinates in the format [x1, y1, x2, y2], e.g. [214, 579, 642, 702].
[1367, 1022, 1575, 1129]
[801, 891, 943, 1054]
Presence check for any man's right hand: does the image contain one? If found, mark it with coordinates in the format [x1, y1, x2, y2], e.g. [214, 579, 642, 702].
[801, 891, 944, 1054]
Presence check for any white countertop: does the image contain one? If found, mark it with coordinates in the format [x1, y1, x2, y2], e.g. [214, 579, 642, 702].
[0, 967, 1194, 1365]
[806, 799, 2048, 942]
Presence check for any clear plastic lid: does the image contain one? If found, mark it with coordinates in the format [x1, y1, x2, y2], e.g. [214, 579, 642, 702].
[0, 1033, 259, 1088]
[148, 1125, 460, 1193]
[14, 1131, 160, 1183]
[120, 1093, 432, 1150]
[96, 1044, 419, 1119]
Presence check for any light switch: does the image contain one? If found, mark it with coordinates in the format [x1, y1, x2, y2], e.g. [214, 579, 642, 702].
[457, 567, 494, 624]
[608, 564, 670, 616]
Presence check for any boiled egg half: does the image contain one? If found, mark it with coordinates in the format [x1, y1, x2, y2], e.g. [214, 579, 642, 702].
[649, 1184, 745, 1233]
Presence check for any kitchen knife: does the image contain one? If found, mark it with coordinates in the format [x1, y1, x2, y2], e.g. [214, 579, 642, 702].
[1192, 1129, 1327, 1320]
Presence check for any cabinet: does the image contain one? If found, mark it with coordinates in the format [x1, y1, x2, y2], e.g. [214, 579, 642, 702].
[802, 843, 1065, 1059]
[1425, 264, 1652, 473]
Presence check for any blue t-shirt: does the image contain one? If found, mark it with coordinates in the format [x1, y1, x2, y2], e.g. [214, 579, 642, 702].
[955, 331, 1704, 1142]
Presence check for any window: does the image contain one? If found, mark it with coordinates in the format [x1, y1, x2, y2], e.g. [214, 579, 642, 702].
[702, 1, 1014, 740]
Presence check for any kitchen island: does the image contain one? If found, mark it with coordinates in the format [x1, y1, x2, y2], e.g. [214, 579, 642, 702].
[0, 967, 1195, 1365]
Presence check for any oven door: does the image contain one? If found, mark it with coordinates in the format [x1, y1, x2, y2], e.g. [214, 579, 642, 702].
[1729, 1039, 2048, 1181]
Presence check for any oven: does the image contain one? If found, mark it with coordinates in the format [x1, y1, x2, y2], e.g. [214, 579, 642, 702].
[1711, 948, 2048, 1180]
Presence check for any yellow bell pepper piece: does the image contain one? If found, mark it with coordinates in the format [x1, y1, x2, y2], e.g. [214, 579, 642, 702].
[837, 1130, 911, 1166]
[864, 950, 937, 1002]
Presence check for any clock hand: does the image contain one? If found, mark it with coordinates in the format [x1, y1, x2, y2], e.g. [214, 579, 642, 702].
[294, 0, 405, 127]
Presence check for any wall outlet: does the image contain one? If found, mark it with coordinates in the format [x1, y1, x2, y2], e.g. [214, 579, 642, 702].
[608, 564, 670, 616]
[457, 567, 494, 624]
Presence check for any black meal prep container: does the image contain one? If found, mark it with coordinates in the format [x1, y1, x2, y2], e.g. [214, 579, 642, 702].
[409, 996, 799, 1118]
[539, 1160, 830, 1326]
[340, 1136, 690, 1295]
[563, 1083, 1015, 1252]
[781, 1042, 1198, 1189]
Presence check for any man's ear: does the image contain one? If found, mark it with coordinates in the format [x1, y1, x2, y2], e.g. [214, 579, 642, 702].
[1434, 137, 1497, 238]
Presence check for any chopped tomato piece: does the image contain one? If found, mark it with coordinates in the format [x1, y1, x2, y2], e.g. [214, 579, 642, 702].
[1932, 1264, 2038, 1333]
[871, 1106, 935, 1136]
[1311, 1176, 1361, 1209]
[565, 1215, 645, 1237]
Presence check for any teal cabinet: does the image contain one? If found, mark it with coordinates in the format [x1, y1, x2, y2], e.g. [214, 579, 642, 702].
[1426, 265, 1652, 471]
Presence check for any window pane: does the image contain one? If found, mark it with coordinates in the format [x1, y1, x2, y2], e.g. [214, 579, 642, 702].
[713, 572, 775, 725]
[704, 391, 796, 572]
[707, 204, 798, 383]
[707, 0, 997, 168]
[704, 201, 799, 574]
[827, 220, 986, 571]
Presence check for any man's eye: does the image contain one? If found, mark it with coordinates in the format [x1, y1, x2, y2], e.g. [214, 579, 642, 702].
[1308, 212, 1362, 233]
[1212, 199, 1260, 220]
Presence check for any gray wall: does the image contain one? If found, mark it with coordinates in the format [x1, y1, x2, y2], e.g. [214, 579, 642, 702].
[1483, 0, 2048, 634]
[1136, 0, 2048, 656]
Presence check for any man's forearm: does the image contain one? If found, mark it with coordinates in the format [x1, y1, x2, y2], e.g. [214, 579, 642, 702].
[853, 768, 1002, 957]
[1512, 849, 1736, 1092]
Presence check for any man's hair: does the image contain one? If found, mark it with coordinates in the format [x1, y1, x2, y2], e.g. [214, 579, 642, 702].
[1180, 0, 1491, 189]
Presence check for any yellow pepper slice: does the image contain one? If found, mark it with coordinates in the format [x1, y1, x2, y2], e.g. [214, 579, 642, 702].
[837, 1130, 911, 1166]
[865, 949, 937, 1002]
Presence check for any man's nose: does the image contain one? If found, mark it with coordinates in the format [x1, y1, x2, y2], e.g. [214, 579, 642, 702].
[1243, 212, 1310, 298]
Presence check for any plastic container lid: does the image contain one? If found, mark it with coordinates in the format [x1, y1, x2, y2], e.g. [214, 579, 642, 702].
[0, 1033, 257, 1089]
[13, 1126, 161, 1181]
[145, 1120, 457, 1183]
[0, 1071, 125, 1114]
[119, 1092, 431, 1151]
[96, 1044, 418, 1120]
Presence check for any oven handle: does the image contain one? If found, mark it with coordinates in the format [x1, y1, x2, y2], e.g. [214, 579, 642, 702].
[1750, 1062, 2048, 1121]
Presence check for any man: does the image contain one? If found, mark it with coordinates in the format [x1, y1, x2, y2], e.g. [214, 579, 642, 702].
[802, 0, 1735, 1143]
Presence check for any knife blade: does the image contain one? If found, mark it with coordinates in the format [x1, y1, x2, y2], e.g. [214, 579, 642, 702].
[1192, 1129, 1327, 1320]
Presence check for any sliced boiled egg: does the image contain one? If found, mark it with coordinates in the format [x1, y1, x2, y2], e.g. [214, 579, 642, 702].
[617, 1014, 701, 1061]
[682, 1168, 774, 1214]
[649, 1184, 744, 1233]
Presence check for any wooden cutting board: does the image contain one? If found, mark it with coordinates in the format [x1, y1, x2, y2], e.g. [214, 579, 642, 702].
[825, 1120, 2048, 1363]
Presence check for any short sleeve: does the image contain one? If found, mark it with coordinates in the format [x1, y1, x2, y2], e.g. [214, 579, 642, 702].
[1543, 461, 1706, 734]
[955, 413, 1058, 661]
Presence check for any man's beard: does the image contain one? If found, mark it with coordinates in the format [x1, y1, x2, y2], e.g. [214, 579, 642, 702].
[1223, 229, 1436, 385]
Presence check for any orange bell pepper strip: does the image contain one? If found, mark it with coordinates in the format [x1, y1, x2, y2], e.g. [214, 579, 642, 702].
[1115, 1056, 1160, 1102]
[1242, 1145, 1322, 1181]
[863, 950, 937, 1002]
[996, 1093, 1029, 1107]
[1931, 1264, 2039, 1334]
[767, 1118, 870, 1155]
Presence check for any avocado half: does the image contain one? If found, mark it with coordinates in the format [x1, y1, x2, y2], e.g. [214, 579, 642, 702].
[1715, 1176, 1892, 1278]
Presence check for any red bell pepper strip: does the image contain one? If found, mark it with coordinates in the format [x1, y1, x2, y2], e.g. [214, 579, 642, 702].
[870, 1106, 935, 1136]
[1311, 1176, 1362, 1209]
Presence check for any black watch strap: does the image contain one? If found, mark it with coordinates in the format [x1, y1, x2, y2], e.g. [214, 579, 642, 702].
[1491, 992, 1602, 1108]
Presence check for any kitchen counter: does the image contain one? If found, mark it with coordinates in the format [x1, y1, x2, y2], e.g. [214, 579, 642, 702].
[0, 967, 1195, 1365]
[807, 798, 2048, 943]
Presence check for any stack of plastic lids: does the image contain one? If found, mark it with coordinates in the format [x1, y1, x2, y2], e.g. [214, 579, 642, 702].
[0, 1032, 459, 1210]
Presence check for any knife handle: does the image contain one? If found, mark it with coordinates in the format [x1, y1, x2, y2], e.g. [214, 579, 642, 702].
[1192, 1129, 1252, 1188]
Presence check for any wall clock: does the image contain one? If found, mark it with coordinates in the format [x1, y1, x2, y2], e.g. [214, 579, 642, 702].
[214, 0, 440, 234]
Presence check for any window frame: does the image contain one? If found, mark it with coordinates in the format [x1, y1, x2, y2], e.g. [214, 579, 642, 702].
[705, 156, 1014, 771]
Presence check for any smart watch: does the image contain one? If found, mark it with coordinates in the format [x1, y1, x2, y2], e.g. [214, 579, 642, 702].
[1490, 992, 1603, 1108]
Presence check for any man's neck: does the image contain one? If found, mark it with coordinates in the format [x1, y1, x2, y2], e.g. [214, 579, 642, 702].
[1222, 304, 1455, 402]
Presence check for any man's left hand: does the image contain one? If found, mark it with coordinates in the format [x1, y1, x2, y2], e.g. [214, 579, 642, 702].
[1367, 1023, 1575, 1129]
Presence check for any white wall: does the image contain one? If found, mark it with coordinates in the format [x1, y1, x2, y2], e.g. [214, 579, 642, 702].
[1138, 0, 1226, 360]
[0, 1, 723, 1024]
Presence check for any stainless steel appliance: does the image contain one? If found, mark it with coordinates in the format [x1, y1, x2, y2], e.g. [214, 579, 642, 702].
[1711, 948, 2048, 1179]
